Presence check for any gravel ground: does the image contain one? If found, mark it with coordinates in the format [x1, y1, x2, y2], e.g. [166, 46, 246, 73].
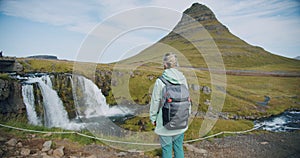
[185, 132, 300, 158]
[1, 129, 299, 158]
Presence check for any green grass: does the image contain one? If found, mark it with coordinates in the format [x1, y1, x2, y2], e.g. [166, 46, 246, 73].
[18, 58, 74, 73]
[0, 73, 10, 80]
[15, 56, 300, 118]
[223, 75, 300, 117]
[0, 115, 100, 145]
[121, 115, 254, 142]
[185, 118, 254, 141]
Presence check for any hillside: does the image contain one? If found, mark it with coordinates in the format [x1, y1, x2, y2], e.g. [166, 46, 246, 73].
[115, 3, 300, 118]
[123, 3, 300, 72]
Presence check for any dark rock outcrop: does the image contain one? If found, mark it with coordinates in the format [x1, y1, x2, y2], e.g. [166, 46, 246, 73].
[0, 79, 25, 114]
[0, 57, 23, 72]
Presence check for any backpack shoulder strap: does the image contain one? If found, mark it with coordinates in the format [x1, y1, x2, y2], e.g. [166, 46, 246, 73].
[158, 76, 174, 86]
[157, 76, 170, 114]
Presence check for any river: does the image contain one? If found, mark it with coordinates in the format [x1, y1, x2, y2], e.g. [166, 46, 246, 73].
[254, 110, 300, 132]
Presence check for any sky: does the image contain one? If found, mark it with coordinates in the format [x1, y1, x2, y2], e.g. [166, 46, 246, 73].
[0, 0, 299, 63]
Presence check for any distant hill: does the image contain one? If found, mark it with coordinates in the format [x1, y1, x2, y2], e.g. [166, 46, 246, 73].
[27, 55, 58, 60]
[122, 3, 300, 71]
[295, 56, 300, 60]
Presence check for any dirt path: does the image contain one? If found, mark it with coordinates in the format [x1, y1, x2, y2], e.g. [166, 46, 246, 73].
[1, 128, 299, 158]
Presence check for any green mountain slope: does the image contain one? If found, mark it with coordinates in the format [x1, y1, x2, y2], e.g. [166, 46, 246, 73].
[122, 3, 300, 72]
[117, 3, 300, 119]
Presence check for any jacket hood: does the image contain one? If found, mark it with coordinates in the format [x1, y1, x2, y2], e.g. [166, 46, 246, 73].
[162, 68, 185, 84]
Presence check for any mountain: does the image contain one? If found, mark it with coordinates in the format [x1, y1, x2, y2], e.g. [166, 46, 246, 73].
[295, 56, 300, 60]
[27, 55, 58, 60]
[122, 3, 300, 71]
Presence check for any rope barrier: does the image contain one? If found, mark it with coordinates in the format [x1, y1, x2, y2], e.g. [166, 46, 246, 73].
[184, 124, 263, 143]
[0, 123, 264, 146]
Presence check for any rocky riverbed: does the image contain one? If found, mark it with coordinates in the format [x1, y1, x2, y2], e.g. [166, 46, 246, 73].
[0, 127, 299, 158]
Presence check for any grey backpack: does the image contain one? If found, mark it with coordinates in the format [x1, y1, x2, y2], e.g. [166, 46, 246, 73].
[159, 76, 191, 130]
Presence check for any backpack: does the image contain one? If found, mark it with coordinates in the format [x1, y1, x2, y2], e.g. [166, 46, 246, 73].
[159, 76, 191, 130]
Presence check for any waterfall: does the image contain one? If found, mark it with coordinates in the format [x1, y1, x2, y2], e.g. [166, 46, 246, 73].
[35, 77, 70, 128]
[41, 75, 53, 88]
[22, 84, 42, 126]
[24, 75, 83, 130]
[21, 74, 131, 131]
[72, 75, 131, 118]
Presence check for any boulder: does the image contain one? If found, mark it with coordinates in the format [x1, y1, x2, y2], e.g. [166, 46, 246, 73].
[42, 140, 52, 152]
[202, 86, 211, 94]
[5, 138, 17, 146]
[20, 148, 31, 156]
[53, 146, 64, 158]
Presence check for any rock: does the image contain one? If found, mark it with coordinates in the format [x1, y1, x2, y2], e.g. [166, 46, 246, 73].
[0, 79, 9, 100]
[86, 155, 97, 158]
[53, 146, 64, 158]
[116, 152, 127, 157]
[6, 138, 17, 146]
[41, 152, 47, 156]
[15, 149, 20, 155]
[16, 142, 23, 148]
[190, 84, 201, 91]
[184, 144, 208, 154]
[0, 78, 25, 114]
[31, 153, 40, 157]
[202, 86, 211, 94]
[260, 141, 269, 145]
[43, 154, 55, 158]
[43, 133, 52, 137]
[0, 148, 3, 157]
[48, 149, 53, 155]
[1, 145, 7, 152]
[139, 152, 145, 156]
[42, 140, 52, 152]
[0, 136, 7, 142]
[128, 149, 138, 153]
[204, 99, 211, 105]
[20, 148, 31, 156]
[148, 75, 154, 80]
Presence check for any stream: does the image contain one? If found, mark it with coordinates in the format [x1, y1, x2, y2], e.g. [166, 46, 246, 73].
[254, 110, 300, 132]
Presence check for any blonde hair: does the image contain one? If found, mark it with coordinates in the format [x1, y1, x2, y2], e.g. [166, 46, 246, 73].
[163, 52, 178, 69]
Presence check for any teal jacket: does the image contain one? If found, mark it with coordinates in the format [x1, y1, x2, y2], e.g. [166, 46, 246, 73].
[149, 68, 190, 136]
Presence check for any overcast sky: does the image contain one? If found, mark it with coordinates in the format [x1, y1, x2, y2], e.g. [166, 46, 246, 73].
[0, 0, 299, 63]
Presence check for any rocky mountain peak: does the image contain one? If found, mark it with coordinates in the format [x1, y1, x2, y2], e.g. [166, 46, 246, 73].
[173, 3, 227, 34]
[183, 3, 216, 22]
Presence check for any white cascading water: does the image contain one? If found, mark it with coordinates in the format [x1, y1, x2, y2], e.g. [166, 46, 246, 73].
[21, 84, 42, 126]
[41, 75, 53, 88]
[22, 74, 131, 131]
[72, 75, 131, 118]
[24, 75, 82, 130]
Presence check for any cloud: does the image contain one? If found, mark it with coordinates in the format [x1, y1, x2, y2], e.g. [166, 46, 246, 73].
[0, 0, 299, 59]
[200, 0, 300, 57]
[0, 0, 102, 33]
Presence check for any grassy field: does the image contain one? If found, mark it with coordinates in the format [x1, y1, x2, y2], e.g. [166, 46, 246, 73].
[16, 57, 300, 118]
[10, 48, 300, 146]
